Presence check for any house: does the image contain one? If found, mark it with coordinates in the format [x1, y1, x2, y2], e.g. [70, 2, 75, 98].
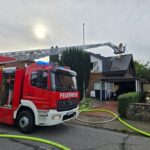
[88, 52, 141, 100]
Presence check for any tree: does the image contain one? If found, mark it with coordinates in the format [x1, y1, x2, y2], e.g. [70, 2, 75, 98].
[49, 55, 62, 65]
[49, 55, 59, 62]
[61, 48, 91, 100]
[134, 60, 150, 82]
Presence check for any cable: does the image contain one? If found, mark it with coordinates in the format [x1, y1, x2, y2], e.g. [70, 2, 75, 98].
[0, 134, 70, 150]
[80, 108, 150, 137]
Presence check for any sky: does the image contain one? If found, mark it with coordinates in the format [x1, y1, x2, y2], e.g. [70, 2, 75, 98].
[0, 0, 150, 62]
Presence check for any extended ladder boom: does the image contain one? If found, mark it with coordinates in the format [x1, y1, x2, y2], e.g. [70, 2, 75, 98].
[0, 42, 125, 61]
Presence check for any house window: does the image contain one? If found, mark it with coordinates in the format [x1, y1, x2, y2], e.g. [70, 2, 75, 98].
[91, 63, 93, 70]
[94, 82, 100, 90]
[91, 62, 98, 70]
[102, 82, 105, 90]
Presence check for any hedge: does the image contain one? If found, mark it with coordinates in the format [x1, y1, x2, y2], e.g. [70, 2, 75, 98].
[118, 92, 142, 117]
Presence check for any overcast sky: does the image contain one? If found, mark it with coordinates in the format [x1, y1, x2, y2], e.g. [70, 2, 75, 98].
[0, 0, 150, 62]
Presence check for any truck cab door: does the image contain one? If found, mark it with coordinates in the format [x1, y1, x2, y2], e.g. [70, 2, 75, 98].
[24, 70, 50, 109]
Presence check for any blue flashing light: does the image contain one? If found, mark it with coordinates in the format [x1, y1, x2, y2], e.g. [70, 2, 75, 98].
[59, 66, 65, 69]
[36, 61, 54, 66]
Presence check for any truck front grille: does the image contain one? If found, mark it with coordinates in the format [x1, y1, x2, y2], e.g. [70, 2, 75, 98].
[57, 99, 78, 111]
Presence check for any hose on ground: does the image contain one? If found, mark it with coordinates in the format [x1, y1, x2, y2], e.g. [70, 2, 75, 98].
[76, 108, 117, 124]
[80, 108, 150, 137]
[0, 134, 70, 150]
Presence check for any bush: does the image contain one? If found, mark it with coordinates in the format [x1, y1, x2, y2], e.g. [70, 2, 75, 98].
[139, 92, 145, 103]
[118, 92, 142, 117]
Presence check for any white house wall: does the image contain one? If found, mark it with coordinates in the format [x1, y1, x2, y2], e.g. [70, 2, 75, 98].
[90, 55, 103, 72]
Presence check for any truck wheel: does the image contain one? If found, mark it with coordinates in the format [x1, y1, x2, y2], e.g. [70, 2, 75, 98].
[17, 110, 35, 134]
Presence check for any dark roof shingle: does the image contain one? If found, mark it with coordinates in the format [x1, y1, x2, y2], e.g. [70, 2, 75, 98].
[103, 54, 133, 73]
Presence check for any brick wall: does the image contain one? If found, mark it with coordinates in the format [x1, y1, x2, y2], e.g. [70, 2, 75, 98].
[87, 72, 103, 95]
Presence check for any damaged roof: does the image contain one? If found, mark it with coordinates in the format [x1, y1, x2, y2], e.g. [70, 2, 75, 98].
[103, 54, 133, 74]
[89, 52, 134, 74]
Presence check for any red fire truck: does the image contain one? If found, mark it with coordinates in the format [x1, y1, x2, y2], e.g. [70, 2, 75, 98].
[0, 61, 79, 133]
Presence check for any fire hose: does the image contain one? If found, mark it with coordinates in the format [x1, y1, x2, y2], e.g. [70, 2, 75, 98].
[1, 108, 150, 150]
[0, 134, 70, 150]
[77, 108, 117, 124]
[79, 108, 150, 137]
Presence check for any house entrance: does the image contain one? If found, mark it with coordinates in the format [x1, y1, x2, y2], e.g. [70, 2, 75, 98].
[114, 81, 135, 97]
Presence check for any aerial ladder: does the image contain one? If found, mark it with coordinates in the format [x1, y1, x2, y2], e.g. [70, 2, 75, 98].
[0, 42, 126, 61]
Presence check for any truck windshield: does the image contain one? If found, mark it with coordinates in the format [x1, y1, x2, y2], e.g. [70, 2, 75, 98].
[51, 70, 77, 91]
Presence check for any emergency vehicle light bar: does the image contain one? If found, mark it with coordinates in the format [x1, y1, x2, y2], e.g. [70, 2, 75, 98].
[36, 61, 56, 66]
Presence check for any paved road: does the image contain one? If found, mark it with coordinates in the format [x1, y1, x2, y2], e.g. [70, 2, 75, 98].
[0, 123, 150, 150]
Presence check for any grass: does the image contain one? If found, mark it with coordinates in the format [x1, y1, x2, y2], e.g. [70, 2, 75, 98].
[79, 97, 93, 110]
